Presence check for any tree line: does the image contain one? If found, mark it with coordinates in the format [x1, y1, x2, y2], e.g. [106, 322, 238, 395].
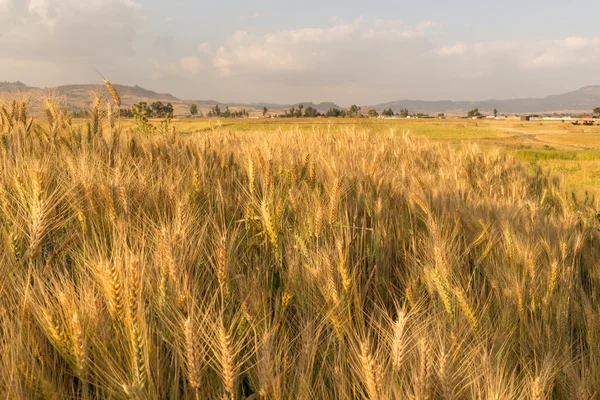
[77, 102, 600, 120]
[206, 105, 249, 118]
[120, 102, 174, 118]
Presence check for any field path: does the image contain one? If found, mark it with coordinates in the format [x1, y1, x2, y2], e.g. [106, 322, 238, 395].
[494, 127, 599, 150]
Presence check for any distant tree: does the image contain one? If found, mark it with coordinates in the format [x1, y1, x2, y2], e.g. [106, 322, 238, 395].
[263, 107, 268, 117]
[208, 104, 222, 117]
[349, 104, 359, 116]
[120, 109, 133, 118]
[594, 107, 600, 115]
[150, 101, 164, 117]
[437, 113, 445, 118]
[493, 108, 498, 117]
[399, 108, 409, 117]
[367, 109, 379, 118]
[297, 104, 304, 118]
[190, 104, 198, 115]
[382, 108, 394, 117]
[467, 108, 482, 118]
[304, 106, 319, 118]
[207, 105, 247, 118]
[325, 108, 342, 117]
[149, 101, 174, 118]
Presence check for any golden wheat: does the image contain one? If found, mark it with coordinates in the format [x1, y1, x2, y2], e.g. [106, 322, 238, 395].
[0, 93, 598, 399]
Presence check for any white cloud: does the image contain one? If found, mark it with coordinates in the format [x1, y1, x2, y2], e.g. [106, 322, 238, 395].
[28, 0, 55, 28]
[435, 37, 600, 70]
[151, 56, 204, 80]
[179, 56, 203, 74]
[0, 0, 141, 62]
[524, 37, 600, 69]
[198, 42, 212, 55]
[213, 17, 437, 77]
[435, 43, 467, 56]
[3, 2, 600, 106]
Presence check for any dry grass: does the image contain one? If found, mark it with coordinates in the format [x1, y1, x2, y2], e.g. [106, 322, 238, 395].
[0, 96, 599, 399]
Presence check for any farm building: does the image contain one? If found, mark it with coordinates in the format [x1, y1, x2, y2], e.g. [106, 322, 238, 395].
[520, 115, 531, 121]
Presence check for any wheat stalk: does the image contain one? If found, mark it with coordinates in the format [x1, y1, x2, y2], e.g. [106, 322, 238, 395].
[391, 311, 407, 372]
[218, 320, 236, 397]
[359, 340, 381, 400]
[71, 311, 87, 379]
[217, 234, 228, 289]
[184, 317, 203, 390]
[104, 262, 124, 321]
[248, 156, 255, 197]
[103, 77, 121, 107]
[261, 199, 278, 248]
[454, 287, 478, 334]
[27, 171, 46, 259]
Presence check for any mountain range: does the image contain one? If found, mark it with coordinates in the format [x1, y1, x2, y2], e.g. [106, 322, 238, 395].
[1, 81, 600, 116]
[370, 85, 600, 114]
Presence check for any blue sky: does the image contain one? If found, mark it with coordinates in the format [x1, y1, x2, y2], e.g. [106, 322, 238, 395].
[1, 0, 600, 105]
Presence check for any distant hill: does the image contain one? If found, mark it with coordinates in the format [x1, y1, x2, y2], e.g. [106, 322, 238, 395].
[0, 82, 342, 117]
[55, 84, 179, 108]
[2, 81, 600, 116]
[367, 86, 600, 114]
[0, 82, 195, 115]
[0, 81, 33, 94]
[294, 102, 341, 113]
[194, 101, 342, 113]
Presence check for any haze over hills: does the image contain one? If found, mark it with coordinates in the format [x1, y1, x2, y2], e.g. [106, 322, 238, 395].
[0, 81, 192, 115]
[1, 81, 600, 116]
[369, 85, 600, 114]
[0, 81, 343, 116]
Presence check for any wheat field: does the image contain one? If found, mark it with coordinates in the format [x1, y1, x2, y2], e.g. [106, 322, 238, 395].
[1, 94, 599, 399]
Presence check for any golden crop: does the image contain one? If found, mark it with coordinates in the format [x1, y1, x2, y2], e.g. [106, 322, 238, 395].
[0, 94, 599, 399]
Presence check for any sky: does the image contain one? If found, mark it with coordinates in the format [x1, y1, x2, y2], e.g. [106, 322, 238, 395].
[1, 0, 600, 106]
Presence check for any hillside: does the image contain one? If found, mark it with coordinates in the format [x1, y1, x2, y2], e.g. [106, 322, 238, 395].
[190, 101, 342, 114]
[368, 85, 600, 114]
[0, 81, 35, 94]
[55, 84, 179, 109]
[0, 82, 264, 116]
[0, 82, 342, 117]
[2, 81, 600, 116]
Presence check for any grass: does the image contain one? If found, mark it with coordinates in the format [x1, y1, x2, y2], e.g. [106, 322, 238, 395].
[535, 134, 600, 149]
[2, 95, 600, 398]
[512, 149, 600, 161]
[166, 118, 511, 139]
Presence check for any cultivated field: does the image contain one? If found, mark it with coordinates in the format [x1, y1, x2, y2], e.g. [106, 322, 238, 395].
[165, 117, 600, 197]
[1, 97, 600, 399]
